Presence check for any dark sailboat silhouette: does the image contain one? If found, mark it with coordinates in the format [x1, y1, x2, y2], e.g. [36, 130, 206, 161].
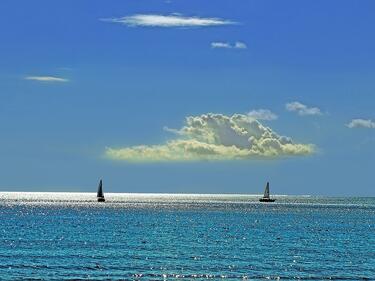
[97, 179, 105, 202]
[259, 182, 275, 202]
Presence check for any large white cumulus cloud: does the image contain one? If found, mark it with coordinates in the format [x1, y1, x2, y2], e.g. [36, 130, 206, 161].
[106, 113, 314, 162]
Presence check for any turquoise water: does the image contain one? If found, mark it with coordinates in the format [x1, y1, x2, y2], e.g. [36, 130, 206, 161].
[0, 193, 374, 280]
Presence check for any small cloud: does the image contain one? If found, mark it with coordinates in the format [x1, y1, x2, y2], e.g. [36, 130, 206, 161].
[286, 101, 322, 116]
[247, 109, 278, 121]
[102, 14, 236, 28]
[346, 119, 375, 129]
[163, 126, 182, 135]
[25, 76, 68, 82]
[211, 42, 232, 49]
[106, 113, 314, 162]
[211, 41, 247, 49]
[234, 41, 247, 49]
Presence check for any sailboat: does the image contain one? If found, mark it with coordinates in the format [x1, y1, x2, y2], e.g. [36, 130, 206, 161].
[259, 182, 275, 202]
[97, 179, 105, 202]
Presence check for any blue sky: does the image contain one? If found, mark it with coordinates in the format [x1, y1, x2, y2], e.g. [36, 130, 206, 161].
[0, 0, 374, 195]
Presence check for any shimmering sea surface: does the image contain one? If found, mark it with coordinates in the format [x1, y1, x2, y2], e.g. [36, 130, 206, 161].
[0, 192, 374, 280]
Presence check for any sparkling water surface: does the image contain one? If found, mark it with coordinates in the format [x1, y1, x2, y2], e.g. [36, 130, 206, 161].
[0, 193, 374, 280]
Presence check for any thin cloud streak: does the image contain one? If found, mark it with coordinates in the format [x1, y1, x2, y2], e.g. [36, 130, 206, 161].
[25, 76, 68, 82]
[211, 41, 247, 49]
[102, 14, 236, 27]
[211, 42, 232, 48]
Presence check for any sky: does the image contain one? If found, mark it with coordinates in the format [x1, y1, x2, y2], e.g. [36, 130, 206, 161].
[0, 0, 374, 196]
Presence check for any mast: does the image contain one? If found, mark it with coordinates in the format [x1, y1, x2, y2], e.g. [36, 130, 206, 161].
[263, 182, 270, 198]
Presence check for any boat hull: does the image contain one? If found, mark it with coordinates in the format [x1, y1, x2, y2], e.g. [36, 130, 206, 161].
[259, 198, 275, 202]
[97, 197, 105, 202]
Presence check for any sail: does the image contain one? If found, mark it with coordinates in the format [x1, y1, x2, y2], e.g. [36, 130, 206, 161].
[263, 182, 270, 198]
[97, 179, 104, 198]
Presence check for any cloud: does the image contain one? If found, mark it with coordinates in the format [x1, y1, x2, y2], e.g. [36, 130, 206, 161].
[211, 42, 232, 49]
[234, 41, 247, 49]
[211, 41, 247, 49]
[346, 119, 375, 129]
[247, 109, 278, 121]
[102, 14, 235, 28]
[286, 101, 322, 116]
[25, 76, 68, 82]
[106, 113, 314, 162]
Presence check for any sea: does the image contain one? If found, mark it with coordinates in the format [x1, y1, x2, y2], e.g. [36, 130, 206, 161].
[0, 192, 374, 280]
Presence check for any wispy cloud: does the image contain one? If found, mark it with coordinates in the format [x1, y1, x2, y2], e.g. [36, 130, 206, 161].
[106, 113, 313, 162]
[286, 101, 322, 116]
[211, 42, 231, 49]
[211, 41, 247, 49]
[102, 14, 236, 28]
[247, 109, 278, 121]
[25, 76, 68, 82]
[234, 42, 247, 49]
[346, 119, 375, 129]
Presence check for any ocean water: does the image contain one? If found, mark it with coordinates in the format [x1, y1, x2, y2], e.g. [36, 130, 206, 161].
[0, 193, 374, 280]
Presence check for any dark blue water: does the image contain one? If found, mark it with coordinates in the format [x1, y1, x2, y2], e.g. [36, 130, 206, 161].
[0, 193, 374, 280]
